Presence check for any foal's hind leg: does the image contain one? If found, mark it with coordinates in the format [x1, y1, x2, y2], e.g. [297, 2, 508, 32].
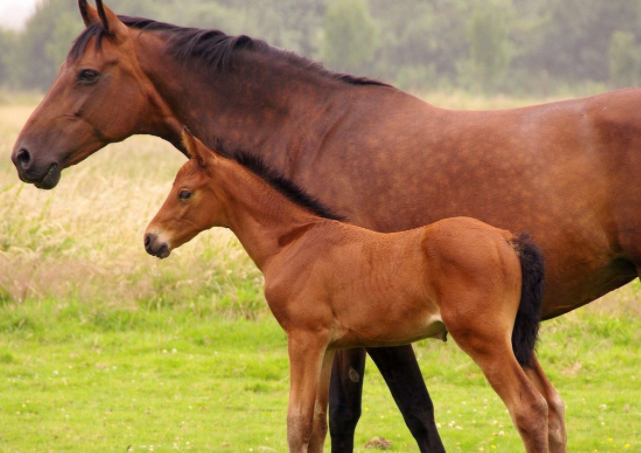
[524, 354, 567, 453]
[444, 309, 548, 453]
[455, 337, 548, 452]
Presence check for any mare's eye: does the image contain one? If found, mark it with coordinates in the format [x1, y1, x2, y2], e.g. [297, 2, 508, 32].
[179, 190, 192, 200]
[77, 69, 100, 84]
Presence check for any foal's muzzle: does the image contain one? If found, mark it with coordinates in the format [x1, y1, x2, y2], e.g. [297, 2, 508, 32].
[144, 233, 171, 259]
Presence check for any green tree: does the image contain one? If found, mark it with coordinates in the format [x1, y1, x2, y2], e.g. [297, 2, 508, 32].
[14, 0, 82, 89]
[321, 0, 379, 74]
[609, 31, 640, 88]
[461, 0, 514, 91]
[0, 28, 17, 87]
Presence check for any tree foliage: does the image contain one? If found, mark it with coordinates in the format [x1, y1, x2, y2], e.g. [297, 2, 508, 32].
[462, 0, 514, 91]
[609, 31, 640, 88]
[2, 0, 641, 95]
[321, 0, 378, 74]
[0, 28, 17, 87]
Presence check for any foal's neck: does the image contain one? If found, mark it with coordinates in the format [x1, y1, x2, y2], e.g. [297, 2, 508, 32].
[135, 31, 354, 170]
[214, 159, 324, 271]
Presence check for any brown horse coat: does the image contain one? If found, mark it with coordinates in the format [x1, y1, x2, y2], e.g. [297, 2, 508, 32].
[10, 2, 632, 451]
[145, 131, 552, 453]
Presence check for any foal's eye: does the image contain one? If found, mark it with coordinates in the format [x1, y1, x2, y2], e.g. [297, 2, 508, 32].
[77, 69, 100, 84]
[179, 190, 192, 200]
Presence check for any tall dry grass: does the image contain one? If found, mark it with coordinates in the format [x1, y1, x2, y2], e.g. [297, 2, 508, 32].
[0, 105, 262, 317]
[1, 93, 639, 318]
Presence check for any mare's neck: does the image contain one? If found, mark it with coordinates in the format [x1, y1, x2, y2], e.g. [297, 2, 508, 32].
[215, 159, 323, 271]
[135, 31, 353, 169]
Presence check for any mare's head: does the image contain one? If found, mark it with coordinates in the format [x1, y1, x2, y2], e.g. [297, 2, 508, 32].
[12, 0, 165, 189]
[145, 129, 221, 259]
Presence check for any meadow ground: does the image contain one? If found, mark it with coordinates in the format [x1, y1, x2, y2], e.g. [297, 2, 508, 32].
[1, 93, 640, 453]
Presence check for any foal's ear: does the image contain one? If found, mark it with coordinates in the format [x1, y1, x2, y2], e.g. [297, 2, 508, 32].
[182, 127, 216, 168]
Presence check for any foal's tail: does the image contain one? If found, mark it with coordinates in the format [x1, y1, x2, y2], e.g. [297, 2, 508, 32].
[510, 233, 545, 368]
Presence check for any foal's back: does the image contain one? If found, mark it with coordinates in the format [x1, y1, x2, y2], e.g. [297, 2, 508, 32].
[265, 216, 522, 349]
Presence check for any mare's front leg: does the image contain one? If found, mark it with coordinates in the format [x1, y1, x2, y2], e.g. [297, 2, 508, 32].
[328, 348, 367, 453]
[288, 332, 330, 453]
[367, 346, 446, 453]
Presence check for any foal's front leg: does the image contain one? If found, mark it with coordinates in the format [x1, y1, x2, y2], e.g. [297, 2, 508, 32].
[308, 349, 336, 453]
[287, 333, 330, 453]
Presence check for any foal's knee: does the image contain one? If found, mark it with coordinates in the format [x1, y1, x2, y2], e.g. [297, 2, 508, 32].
[288, 412, 314, 447]
[313, 405, 329, 438]
[514, 393, 549, 440]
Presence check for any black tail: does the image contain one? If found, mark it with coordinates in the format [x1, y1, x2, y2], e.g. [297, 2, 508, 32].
[511, 233, 545, 368]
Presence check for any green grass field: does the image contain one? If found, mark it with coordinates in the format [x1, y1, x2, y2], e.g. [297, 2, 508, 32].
[1, 94, 641, 453]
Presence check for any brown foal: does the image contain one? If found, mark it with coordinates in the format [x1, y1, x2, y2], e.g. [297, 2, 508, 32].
[144, 130, 554, 453]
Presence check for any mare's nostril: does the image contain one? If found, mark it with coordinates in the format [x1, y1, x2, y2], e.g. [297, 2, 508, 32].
[17, 148, 32, 170]
[144, 234, 151, 249]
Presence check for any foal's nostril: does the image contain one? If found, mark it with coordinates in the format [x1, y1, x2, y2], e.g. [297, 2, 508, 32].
[17, 148, 32, 170]
[144, 233, 158, 253]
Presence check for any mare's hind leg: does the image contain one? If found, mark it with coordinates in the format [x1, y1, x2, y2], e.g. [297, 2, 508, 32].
[444, 310, 549, 453]
[329, 346, 445, 453]
[367, 346, 446, 453]
[524, 354, 567, 453]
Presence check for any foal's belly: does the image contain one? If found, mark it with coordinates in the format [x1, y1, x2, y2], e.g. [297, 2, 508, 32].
[329, 294, 447, 349]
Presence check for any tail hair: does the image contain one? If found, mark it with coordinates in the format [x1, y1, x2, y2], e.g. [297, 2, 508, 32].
[511, 233, 545, 367]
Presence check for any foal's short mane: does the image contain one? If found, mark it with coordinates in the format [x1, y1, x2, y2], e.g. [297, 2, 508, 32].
[218, 143, 344, 221]
[69, 16, 387, 87]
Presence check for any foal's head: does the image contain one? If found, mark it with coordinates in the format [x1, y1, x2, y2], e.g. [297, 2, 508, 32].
[145, 130, 222, 259]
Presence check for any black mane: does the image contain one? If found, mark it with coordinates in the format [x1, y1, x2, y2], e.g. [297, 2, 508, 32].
[219, 144, 344, 221]
[69, 16, 387, 87]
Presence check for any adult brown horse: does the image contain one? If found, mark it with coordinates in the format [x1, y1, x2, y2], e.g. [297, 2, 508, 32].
[11, 0, 640, 451]
[144, 129, 549, 453]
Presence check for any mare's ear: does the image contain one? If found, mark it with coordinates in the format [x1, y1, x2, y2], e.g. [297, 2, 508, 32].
[78, 0, 100, 27]
[182, 127, 216, 168]
[94, 0, 128, 36]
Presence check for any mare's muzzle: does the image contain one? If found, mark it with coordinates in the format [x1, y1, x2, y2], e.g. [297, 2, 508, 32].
[11, 145, 62, 190]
